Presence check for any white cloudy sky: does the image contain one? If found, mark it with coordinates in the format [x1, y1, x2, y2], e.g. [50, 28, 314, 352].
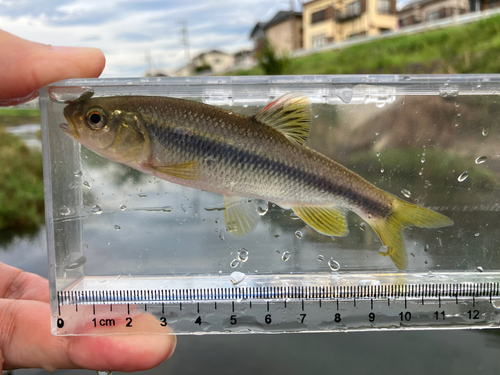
[1, 0, 302, 77]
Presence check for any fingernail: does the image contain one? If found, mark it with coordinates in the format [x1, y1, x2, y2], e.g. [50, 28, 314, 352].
[0, 91, 39, 106]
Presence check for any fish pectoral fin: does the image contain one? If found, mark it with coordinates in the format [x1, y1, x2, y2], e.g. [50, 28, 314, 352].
[150, 161, 201, 180]
[293, 206, 349, 237]
[254, 93, 311, 146]
[224, 196, 260, 236]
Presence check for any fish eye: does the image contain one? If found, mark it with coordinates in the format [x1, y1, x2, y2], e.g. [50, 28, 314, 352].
[86, 107, 107, 130]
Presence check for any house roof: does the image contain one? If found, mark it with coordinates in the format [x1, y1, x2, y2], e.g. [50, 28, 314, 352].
[250, 11, 302, 38]
[250, 22, 266, 38]
[399, 0, 441, 11]
[193, 50, 229, 60]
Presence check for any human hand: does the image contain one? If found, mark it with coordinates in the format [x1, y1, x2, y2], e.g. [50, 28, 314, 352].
[0, 263, 177, 372]
[0, 29, 106, 106]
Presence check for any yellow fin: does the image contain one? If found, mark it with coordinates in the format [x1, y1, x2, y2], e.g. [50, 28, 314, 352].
[224, 196, 260, 236]
[368, 197, 454, 270]
[150, 161, 201, 180]
[293, 206, 349, 237]
[254, 93, 311, 145]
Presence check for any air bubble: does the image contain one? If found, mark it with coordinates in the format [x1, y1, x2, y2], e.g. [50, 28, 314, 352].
[282, 251, 291, 261]
[83, 181, 91, 189]
[238, 248, 249, 262]
[138, 193, 148, 198]
[295, 230, 303, 239]
[74, 170, 83, 177]
[457, 171, 469, 182]
[290, 212, 300, 220]
[219, 228, 225, 241]
[230, 271, 246, 285]
[317, 255, 324, 262]
[482, 128, 489, 136]
[359, 222, 367, 231]
[92, 205, 102, 215]
[255, 200, 268, 215]
[421, 157, 425, 164]
[401, 189, 411, 198]
[63, 252, 87, 270]
[475, 156, 487, 164]
[114, 225, 121, 230]
[328, 258, 340, 271]
[274, 232, 281, 238]
[477, 266, 484, 272]
[59, 206, 71, 216]
[120, 205, 127, 210]
[425, 244, 430, 252]
[230, 259, 240, 268]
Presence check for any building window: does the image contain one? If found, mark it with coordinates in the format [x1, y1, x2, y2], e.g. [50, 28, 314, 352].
[312, 34, 327, 48]
[346, 1, 361, 17]
[311, 9, 326, 23]
[426, 10, 440, 21]
[378, 0, 391, 13]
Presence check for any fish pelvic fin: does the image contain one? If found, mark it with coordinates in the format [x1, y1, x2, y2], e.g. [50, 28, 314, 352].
[149, 161, 201, 180]
[224, 196, 260, 236]
[367, 197, 454, 270]
[254, 93, 311, 145]
[293, 206, 349, 237]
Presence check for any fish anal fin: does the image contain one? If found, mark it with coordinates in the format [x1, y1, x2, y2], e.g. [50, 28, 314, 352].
[149, 161, 201, 180]
[254, 93, 311, 145]
[293, 206, 349, 237]
[224, 196, 260, 236]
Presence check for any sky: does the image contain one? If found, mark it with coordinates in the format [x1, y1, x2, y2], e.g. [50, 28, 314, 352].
[1, 0, 304, 77]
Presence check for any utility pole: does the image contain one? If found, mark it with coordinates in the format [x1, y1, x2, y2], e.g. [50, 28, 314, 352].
[180, 20, 190, 62]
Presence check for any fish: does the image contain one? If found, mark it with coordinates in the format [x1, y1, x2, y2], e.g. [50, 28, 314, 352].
[61, 91, 453, 270]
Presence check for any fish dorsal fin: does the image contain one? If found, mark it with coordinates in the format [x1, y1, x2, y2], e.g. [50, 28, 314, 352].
[224, 196, 260, 236]
[149, 161, 201, 180]
[254, 93, 311, 145]
[293, 206, 349, 237]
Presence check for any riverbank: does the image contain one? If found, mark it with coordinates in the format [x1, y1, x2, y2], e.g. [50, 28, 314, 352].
[0, 126, 44, 231]
[0, 107, 40, 126]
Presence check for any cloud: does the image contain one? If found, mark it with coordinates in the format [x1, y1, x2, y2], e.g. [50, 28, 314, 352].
[0, 0, 297, 76]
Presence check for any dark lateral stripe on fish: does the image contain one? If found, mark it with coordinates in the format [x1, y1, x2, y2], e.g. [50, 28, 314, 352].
[149, 124, 392, 217]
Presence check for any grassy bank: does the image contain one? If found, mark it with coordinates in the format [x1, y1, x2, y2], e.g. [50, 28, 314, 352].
[234, 14, 500, 75]
[0, 107, 41, 126]
[0, 127, 44, 231]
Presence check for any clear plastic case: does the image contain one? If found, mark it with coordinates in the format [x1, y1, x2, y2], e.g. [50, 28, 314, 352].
[40, 75, 500, 335]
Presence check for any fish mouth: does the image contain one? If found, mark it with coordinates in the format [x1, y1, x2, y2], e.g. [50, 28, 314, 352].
[59, 122, 78, 138]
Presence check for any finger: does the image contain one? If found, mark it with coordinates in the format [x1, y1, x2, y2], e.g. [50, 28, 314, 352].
[0, 299, 176, 372]
[0, 263, 49, 303]
[0, 30, 106, 105]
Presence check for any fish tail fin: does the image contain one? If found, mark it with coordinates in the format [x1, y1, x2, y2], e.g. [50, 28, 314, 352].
[367, 197, 454, 270]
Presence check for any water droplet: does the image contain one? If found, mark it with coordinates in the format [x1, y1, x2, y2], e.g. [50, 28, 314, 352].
[119, 205, 127, 210]
[230, 259, 240, 268]
[255, 200, 268, 215]
[401, 189, 411, 198]
[402, 75, 411, 81]
[274, 232, 281, 238]
[376, 101, 386, 108]
[411, 252, 415, 257]
[282, 251, 291, 261]
[475, 233, 480, 237]
[424, 244, 430, 252]
[376, 152, 381, 157]
[64, 252, 87, 270]
[59, 205, 71, 216]
[314, 114, 319, 118]
[424, 180, 432, 188]
[106, 240, 111, 246]
[83, 181, 91, 189]
[215, 218, 220, 224]
[424, 260, 429, 264]
[475, 156, 487, 164]
[379, 245, 389, 255]
[74, 170, 83, 177]
[295, 230, 303, 239]
[477, 266, 484, 272]
[359, 222, 367, 231]
[458, 171, 469, 182]
[290, 213, 300, 220]
[138, 193, 147, 198]
[238, 248, 249, 262]
[219, 228, 225, 241]
[92, 205, 102, 215]
[380, 168, 384, 173]
[317, 255, 324, 262]
[328, 258, 340, 271]
[482, 128, 489, 136]
[421, 157, 425, 163]
[418, 169, 424, 176]
[230, 271, 246, 285]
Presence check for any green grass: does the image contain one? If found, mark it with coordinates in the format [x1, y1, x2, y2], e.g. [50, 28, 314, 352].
[0, 127, 44, 231]
[0, 108, 40, 126]
[233, 14, 500, 75]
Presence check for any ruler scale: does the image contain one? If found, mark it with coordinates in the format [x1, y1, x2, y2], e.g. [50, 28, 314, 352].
[52, 275, 500, 335]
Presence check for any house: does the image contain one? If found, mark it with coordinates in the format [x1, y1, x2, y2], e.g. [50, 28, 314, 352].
[233, 50, 255, 70]
[398, 0, 469, 27]
[176, 50, 235, 76]
[250, 11, 303, 55]
[302, 0, 397, 50]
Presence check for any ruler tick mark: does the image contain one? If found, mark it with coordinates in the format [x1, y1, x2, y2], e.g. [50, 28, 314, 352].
[302, 300, 304, 311]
